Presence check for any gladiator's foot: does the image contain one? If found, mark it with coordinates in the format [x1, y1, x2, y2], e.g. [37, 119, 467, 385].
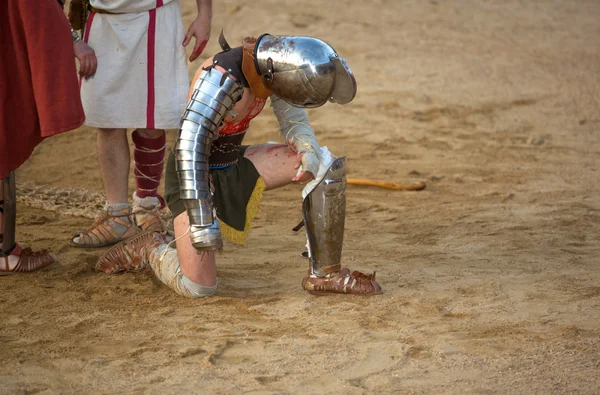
[302, 266, 383, 295]
[0, 244, 57, 275]
[96, 230, 165, 275]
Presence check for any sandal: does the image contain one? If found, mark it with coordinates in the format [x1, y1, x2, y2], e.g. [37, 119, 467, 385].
[132, 193, 165, 233]
[0, 243, 57, 275]
[302, 265, 383, 295]
[96, 230, 165, 274]
[70, 204, 138, 248]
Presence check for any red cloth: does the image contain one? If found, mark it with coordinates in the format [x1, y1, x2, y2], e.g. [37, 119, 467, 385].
[132, 129, 166, 207]
[0, 0, 85, 179]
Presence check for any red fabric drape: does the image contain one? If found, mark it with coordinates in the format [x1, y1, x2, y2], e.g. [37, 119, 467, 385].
[0, 0, 85, 178]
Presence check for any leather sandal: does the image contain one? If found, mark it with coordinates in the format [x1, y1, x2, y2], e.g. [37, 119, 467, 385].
[132, 194, 165, 233]
[96, 230, 165, 274]
[302, 266, 383, 295]
[70, 205, 138, 248]
[0, 243, 57, 275]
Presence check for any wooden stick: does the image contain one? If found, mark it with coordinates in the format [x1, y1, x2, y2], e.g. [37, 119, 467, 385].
[347, 178, 426, 191]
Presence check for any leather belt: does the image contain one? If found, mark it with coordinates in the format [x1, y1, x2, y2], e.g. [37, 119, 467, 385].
[209, 131, 247, 168]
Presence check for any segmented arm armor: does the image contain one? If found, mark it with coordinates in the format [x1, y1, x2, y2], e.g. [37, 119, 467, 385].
[175, 67, 244, 250]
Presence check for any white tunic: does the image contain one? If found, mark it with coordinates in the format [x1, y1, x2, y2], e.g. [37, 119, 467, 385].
[89, 0, 175, 13]
[80, 0, 188, 129]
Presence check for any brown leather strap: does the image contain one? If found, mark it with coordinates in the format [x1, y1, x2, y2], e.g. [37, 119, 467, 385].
[302, 268, 383, 295]
[321, 264, 342, 275]
[209, 132, 247, 168]
[241, 37, 272, 99]
[292, 220, 304, 232]
[1, 245, 56, 274]
[88, 5, 122, 14]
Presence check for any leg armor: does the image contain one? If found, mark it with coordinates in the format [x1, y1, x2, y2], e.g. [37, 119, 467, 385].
[1, 172, 17, 255]
[175, 67, 243, 251]
[302, 157, 347, 277]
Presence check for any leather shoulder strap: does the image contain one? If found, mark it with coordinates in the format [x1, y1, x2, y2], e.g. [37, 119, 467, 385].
[241, 37, 272, 99]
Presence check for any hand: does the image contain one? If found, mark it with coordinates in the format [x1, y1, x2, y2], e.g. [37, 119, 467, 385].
[292, 152, 316, 184]
[74, 41, 97, 79]
[182, 17, 210, 62]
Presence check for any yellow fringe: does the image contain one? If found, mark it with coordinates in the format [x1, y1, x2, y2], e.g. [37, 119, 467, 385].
[220, 177, 266, 245]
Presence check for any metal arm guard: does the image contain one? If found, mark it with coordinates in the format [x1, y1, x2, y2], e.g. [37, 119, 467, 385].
[1, 172, 17, 255]
[175, 68, 244, 250]
[302, 157, 347, 276]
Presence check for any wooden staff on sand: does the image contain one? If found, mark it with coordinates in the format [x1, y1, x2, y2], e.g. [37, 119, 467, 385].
[347, 178, 426, 191]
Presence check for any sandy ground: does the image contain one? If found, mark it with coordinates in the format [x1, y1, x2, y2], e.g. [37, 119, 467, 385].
[2, 0, 600, 393]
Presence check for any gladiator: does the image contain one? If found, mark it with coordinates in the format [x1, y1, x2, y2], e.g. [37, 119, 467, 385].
[96, 32, 382, 296]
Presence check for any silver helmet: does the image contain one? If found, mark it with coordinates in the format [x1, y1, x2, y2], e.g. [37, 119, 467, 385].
[254, 34, 357, 108]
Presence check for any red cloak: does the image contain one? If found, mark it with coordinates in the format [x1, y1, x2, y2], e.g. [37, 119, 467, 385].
[0, 0, 85, 179]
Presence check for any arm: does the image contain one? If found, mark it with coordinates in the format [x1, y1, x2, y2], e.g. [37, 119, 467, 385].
[270, 95, 322, 183]
[72, 30, 97, 79]
[60, 0, 97, 79]
[182, 0, 213, 62]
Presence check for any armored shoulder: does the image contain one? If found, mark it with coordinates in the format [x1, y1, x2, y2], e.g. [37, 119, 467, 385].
[212, 47, 248, 88]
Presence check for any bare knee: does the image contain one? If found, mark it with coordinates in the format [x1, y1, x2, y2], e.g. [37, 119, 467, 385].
[135, 129, 165, 139]
[244, 144, 298, 190]
[98, 128, 126, 135]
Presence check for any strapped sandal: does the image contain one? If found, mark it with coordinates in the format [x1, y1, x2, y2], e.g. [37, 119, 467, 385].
[96, 230, 165, 274]
[132, 193, 165, 233]
[0, 243, 57, 275]
[302, 266, 383, 295]
[70, 204, 138, 248]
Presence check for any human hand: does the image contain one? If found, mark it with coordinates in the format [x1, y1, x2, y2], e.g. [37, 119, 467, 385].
[182, 17, 210, 62]
[74, 41, 97, 79]
[292, 152, 317, 184]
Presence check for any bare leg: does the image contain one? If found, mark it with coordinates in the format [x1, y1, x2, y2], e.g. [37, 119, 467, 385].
[95, 144, 300, 291]
[174, 211, 217, 287]
[135, 128, 164, 140]
[168, 144, 299, 286]
[96, 212, 217, 296]
[71, 129, 138, 247]
[0, 174, 56, 273]
[97, 128, 129, 204]
[244, 144, 303, 190]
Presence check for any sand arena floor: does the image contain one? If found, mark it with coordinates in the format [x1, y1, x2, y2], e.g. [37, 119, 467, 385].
[1, 0, 599, 393]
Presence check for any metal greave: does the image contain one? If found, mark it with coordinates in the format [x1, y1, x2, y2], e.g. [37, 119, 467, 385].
[1, 171, 17, 254]
[175, 68, 243, 250]
[302, 157, 347, 276]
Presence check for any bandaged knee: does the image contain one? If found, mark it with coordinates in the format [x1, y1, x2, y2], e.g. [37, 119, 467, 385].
[301, 146, 337, 199]
[149, 244, 217, 298]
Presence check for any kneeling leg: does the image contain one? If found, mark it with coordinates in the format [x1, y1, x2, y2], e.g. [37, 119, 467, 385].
[301, 158, 382, 295]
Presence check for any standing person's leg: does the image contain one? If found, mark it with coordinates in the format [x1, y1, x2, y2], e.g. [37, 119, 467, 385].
[97, 128, 130, 204]
[132, 128, 166, 201]
[1, 172, 56, 274]
[0, 178, 4, 238]
[70, 128, 138, 247]
[131, 128, 166, 233]
[1, 173, 17, 256]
